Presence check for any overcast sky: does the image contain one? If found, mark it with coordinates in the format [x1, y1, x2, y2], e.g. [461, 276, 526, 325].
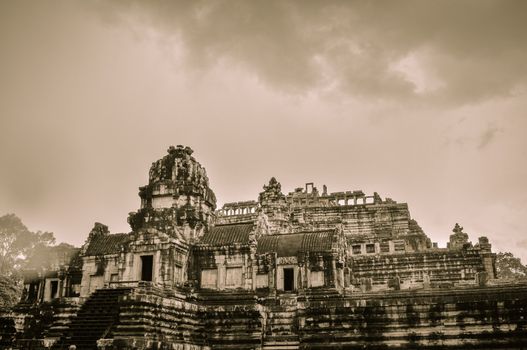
[1, 0, 526, 261]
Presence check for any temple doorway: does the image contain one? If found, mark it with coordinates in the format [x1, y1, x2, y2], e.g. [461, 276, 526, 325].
[28, 282, 38, 301]
[141, 255, 153, 281]
[283, 268, 294, 292]
[50, 280, 59, 299]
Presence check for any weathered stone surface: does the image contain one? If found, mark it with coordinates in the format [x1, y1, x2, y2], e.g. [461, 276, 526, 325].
[3, 145, 524, 350]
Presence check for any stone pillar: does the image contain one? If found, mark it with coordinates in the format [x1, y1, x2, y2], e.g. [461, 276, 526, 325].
[331, 257, 337, 288]
[482, 254, 496, 279]
[154, 250, 161, 285]
[269, 266, 276, 295]
[252, 261, 257, 291]
[298, 264, 306, 290]
[476, 271, 488, 287]
[296, 265, 301, 292]
[339, 267, 345, 290]
[37, 280, 45, 302]
[58, 278, 64, 298]
[217, 256, 225, 290]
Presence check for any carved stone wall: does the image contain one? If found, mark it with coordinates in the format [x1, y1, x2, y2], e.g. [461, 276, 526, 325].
[299, 284, 527, 349]
[98, 283, 527, 349]
[350, 249, 494, 290]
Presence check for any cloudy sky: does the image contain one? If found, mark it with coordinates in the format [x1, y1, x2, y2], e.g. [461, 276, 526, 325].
[1, 0, 526, 260]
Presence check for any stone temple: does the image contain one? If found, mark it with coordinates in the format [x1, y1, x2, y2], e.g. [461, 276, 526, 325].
[3, 145, 527, 349]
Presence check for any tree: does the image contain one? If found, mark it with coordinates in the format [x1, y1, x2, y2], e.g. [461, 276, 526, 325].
[0, 275, 22, 310]
[495, 252, 527, 280]
[24, 242, 77, 272]
[0, 214, 55, 277]
[0, 214, 56, 309]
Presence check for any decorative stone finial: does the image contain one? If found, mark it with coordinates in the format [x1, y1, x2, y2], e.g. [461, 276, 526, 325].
[259, 177, 286, 205]
[264, 177, 281, 192]
[167, 145, 193, 156]
[452, 223, 464, 234]
[448, 223, 470, 250]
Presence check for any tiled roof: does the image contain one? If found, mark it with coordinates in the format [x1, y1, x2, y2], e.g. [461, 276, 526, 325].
[257, 231, 335, 257]
[84, 233, 130, 256]
[200, 223, 254, 245]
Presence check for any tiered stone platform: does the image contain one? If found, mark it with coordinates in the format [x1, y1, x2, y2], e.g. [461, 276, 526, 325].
[12, 283, 527, 349]
[300, 284, 527, 349]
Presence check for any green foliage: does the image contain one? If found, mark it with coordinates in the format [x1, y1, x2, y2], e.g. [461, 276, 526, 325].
[24, 242, 77, 272]
[0, 275, 22, 310]
[495, 252, 527, 280]
[0, 213, 58, 308]
[0, 213, 55, 276]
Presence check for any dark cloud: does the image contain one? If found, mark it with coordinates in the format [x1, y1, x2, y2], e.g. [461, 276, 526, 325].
[91, 0, 527, 105]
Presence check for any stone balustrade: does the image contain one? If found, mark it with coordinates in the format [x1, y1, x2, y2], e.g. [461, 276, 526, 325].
[217, 201, 258, 217]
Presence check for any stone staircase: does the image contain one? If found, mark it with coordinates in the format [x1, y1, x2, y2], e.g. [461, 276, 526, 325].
[263, 294, 299, 350]
[197, 290, 262, 350]
[52, 288, 131, 350]
[43, 299, 81, 341]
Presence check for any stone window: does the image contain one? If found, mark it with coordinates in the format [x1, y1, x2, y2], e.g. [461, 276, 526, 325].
[394, 240, 406, 252]
[225, 267, 243, 288]
[352, 245, 361, 254]
[380, 242, 390, 253]
[366, 244, 375, 253]
[201, 269, 218, 289]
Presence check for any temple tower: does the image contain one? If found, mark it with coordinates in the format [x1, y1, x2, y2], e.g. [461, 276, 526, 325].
[258, 177, 290, 234]
[128, 145, 216, 242]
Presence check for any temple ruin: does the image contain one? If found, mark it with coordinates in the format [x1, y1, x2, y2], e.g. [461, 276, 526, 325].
[3, 145, 527, 349]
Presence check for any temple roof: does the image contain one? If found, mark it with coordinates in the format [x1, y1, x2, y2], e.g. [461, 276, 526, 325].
[257, 230, 336, 257]
[200, 222, 254, 245]
[84, 233, 130, 256]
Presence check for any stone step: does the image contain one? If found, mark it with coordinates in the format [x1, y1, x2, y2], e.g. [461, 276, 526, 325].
[262, 340, 299, 350]
[269, 307, 297, 313]
[51, 288, 131, 350]
[267, 330, 296, 336]
[268, 311, 296, 318]
[268, 318, 296, 326]
[268, 328, 295, 335]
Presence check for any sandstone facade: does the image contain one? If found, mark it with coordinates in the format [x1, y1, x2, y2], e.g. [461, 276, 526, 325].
[4, 145, 526, 350]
